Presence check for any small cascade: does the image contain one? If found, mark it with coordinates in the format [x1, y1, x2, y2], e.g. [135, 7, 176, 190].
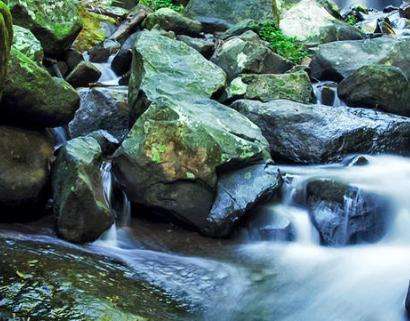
[51, 127, 68, 149]
[83, 53, 121, 86]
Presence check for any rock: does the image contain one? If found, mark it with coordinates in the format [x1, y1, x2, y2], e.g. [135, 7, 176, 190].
[305, 178, 392, 245]
[211, 35, 293, 80]
[185, 0, 279, 26]
[279, 0, 363, 46]
[205, 162, 282, 237]
[1, 48, 80, 128]
[0, 1, 12, 97]
[0, 234, 186, 321]
[69, 86, 130, 141]
[113, 95, 270, 235]
[342, 154, 369, 167]
[66, 61, 102, 88]
[310, 36, 410, 81]
[231, 99, 410, 163]
[12, 25, 43, 63]
[88, 39, 121, 63]
[86, 130, 120, 156]
[128, 30, 226, 116]
[64, 48, 84, 72]
[227, 71, 314, 103]
[111, 49, 132, 76]
[0, 126, 53, 219]
[338, 64, 410, 117]
[8, 0, 83, 55]
[219, 19, 259, 40]
[177, 34, 215, 58]
[406, 282, 410, 314]
[144, 8, 203, 36]
[52, 136, 113, 243]
[109, 6, 148, 42]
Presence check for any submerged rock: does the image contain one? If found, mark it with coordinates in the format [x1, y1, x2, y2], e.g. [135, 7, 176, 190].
[0, 233, 189, 321]
[0, 1, 12, 97]
[0, 126, 53, 219]
[12, 25, 43, 63]
[69, 86, 130, 141]
[52, 136, 113, 243]
[211, 34, 293, 80]
[8, 0, 83, 55]
[231, 99, 410, 163]
[1, 48, 79, 128]
[310, 36, 410, 81]
[227, 71, 313, 103]
[338, 64, 410, 117]
[305, 178, 392, 245]
[185, 0, 279, 27]
[144, 7, 203, 36]
[113, 95, 270, 236]
[66, 61, 102, 88]
[129, 30, 226, 116]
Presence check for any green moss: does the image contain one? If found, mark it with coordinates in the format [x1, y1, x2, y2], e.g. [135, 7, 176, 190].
[139, 0, 184, 13]
[255, 20, 309, 64]
[345, 15, 358, 26]
[0, 1, 12, 97]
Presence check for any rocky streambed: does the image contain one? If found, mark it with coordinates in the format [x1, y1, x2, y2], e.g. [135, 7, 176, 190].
[0, 0, 410, 320]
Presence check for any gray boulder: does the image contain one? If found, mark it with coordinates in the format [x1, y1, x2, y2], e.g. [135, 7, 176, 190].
[231, 99, 410, 163]
[66, 61, 102, 88]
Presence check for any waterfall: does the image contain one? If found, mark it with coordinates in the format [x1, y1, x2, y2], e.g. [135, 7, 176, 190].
[51, 127, 68, 149]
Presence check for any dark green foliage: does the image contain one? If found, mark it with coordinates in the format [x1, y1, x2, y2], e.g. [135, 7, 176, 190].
[256, 20, 309, 64]
[345, 15, 358, 26]
[139, 0, 184, 12]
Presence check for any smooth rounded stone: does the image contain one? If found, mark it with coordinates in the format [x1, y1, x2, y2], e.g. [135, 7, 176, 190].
[185, 0, 279, 26]
[86, 130, 120, 156]
[205, 163, 282, 237]
[338, 64, 410, 117]
[52, 136, 113, 243]
[0, 234, 188, 321]
[305, 178, 393, 245]
[66, 61, 102, 88]
[64, 48, 84, 72]
[12, 25, 43, 63]
[0, 126, 53, 218]
[88, 39, 121, 63]
[143, 7, 203, 36]
[7, 0, 83, 55]
[231, 99, 410, 164]
[342, 154, 369, 166]
[113, 95, 270, 235]
[69, 86, 130, 141]
[279, 0, 363, 46]
[0, 1, 12, 97]
[1, 48, 80, 128]
[176, 34, 215, 58]
[227, 71, 314, 103]
[128, 30, 227, 116]
[210, 35, 293, 80]
[310, 36, 410, 81]
[111, 49, 132, 76]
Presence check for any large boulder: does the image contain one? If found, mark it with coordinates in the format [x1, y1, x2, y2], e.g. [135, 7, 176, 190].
[7, 0, 83, 55]
[12, 25, 43, 63]
[113, 95, 271, 236]
[279, 0, 363, 46]
[310, 36, 410, 81]
[52, 136, 113, 243]
[231, 99, 410, 163]
[0, 126, 53, 219]
[338, 64, 410, 117]
[211, 33, 293, 80]
[1, 48, 79, 128]
[305, 178, 392, 245]
[65, 61, 102, 88]
[69, 86, 131, 141]
[129, 30, 227, 116]
[185, 0, 279, 28]
[0, 1, 12, 97]
[227, 71, 314, 103]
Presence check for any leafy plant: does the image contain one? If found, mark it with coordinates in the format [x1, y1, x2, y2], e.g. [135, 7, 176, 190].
[255, 20, 309, 64]
[139, 0, 184, 12]
[345, 15, 358, 26]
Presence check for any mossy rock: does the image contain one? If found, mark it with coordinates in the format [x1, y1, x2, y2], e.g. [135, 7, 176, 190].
[0, 1, 12, 98]
[12, 25, 43, 63]
[7, 0, 83, 55]
[52, 136, 113, 243]
[1, 48, 79, 128]
[0, 233, 191, 321]
[0, 126, 53, 219]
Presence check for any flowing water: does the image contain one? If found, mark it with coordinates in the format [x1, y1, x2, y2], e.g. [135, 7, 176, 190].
[334, 0, 403, 10]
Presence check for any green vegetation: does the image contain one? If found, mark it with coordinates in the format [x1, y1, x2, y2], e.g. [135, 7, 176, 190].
[345, 15, 358, 26]
[139, 0, 184, 12]
[255, 20, 309, 64]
